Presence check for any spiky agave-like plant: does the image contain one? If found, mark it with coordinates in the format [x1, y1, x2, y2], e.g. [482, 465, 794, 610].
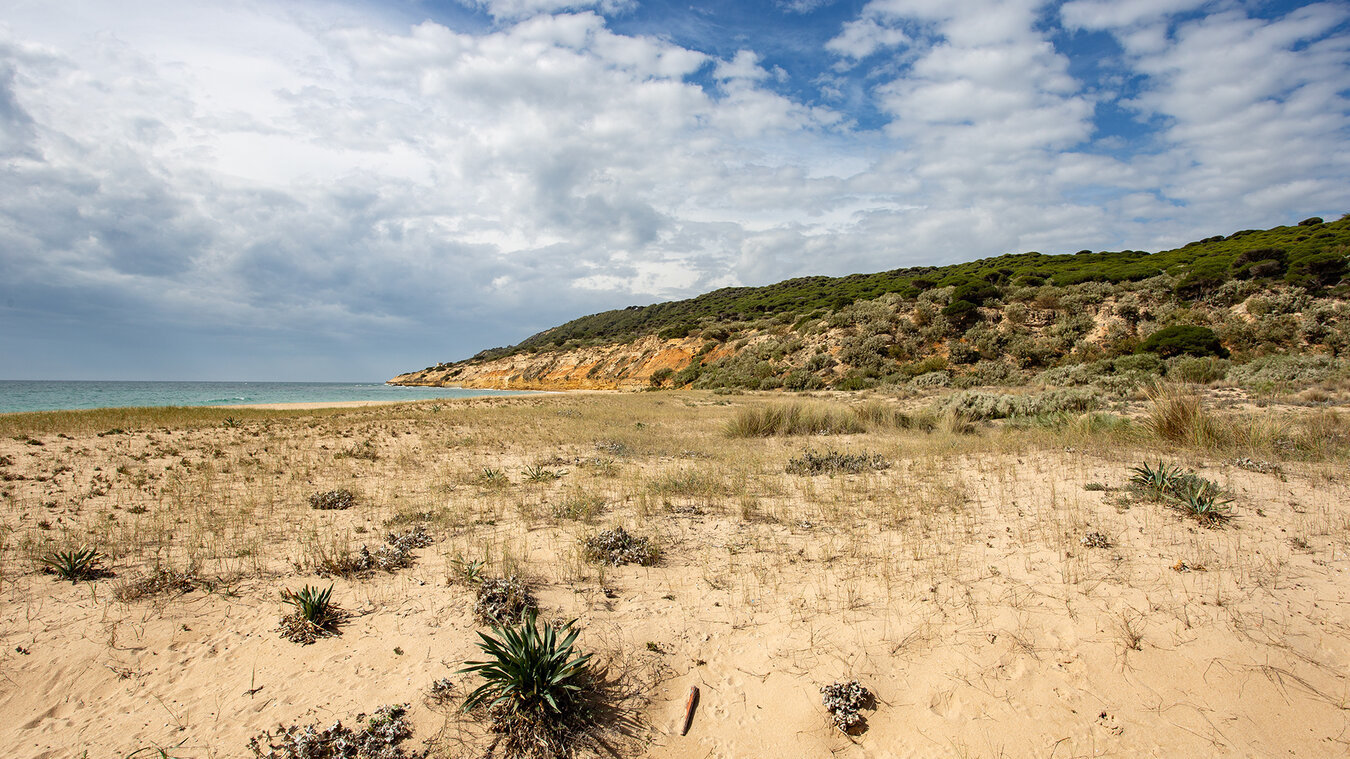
[1128, 460, 1184, 497]
[40, 547, 104, 584]
[280, 583, 336, 626]
[460, 610, 593, 733]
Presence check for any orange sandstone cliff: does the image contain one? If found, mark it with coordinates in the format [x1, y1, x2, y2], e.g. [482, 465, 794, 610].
[388, 335, 729, 390]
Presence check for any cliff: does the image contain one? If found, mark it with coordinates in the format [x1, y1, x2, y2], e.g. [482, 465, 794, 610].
[389, 334, 733, 390]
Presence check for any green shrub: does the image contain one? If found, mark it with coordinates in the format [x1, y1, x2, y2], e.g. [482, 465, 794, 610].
[1231, 248, 1287, 279]
[1140, 325, 1228, 358]
[832, 375, 878, 391]
[1166, 355, 1230, 383]
[954, 360, 1025, 388]
[670, 361, 703, 386]
[648, 367, 674, 387]
[657, 323, 697, 340]
[1226, 354, 1350, 390]
[941, 299, 980, 328]
[936, 389, 1097, 420]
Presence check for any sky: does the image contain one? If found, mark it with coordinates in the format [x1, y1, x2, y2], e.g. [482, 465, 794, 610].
[0, 0, 1347, 381]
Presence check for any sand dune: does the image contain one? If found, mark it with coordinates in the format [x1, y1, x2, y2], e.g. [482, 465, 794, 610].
[1, 391, 1347, 758]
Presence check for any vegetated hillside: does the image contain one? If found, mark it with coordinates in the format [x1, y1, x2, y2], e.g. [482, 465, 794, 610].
[392, 215, 1350, 392]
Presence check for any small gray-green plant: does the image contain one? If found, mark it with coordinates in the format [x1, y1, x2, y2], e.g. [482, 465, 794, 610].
[247, 703, 415, 758]
[308, 489, 355, 510]
[478, 467, 509, 487]
[1128, 460, 1184, 497]
[583, 526, 659, 567]
[1166, 474, 1233, 524]
[1129, 461, 1232, 524]
[451, 557, 486, 585]
[785, 448, 889, 475]
[40, 547, 106, 584]
[474, 574, 536, 625]
[820, 680, 872, 733]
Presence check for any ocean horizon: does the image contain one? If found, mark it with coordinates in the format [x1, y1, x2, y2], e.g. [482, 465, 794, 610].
[0, 380, 529, 414]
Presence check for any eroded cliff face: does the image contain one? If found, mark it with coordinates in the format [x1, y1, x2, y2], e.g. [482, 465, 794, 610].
[388, 335, 722, 390]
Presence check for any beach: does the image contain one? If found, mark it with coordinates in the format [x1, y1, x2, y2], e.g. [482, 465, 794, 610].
[0, 389, 1347, 758]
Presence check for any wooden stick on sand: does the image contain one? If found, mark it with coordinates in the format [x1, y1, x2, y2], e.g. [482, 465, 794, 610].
[681, 686, 699, 736]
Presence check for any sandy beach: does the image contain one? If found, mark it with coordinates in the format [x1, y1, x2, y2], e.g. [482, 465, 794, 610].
[1, 389, 1347, 758]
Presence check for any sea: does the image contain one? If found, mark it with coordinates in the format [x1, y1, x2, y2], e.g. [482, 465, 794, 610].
[0, 380, 529, 414]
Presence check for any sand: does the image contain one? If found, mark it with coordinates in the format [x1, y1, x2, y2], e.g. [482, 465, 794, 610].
[0, 391, 1347, 758]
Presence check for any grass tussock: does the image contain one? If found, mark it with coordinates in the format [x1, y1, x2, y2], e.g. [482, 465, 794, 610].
[724, 402, 865, 437]
[1142, 383, 1229, 448]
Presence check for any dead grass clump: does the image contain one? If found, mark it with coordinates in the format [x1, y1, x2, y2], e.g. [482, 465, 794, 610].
[247, 703, 418, 758]
[583, 526, 659, 566]
[552, 489, 605, 521]
[113, 566, 203, 602]
[646, 468, 725, 499]
[785, 448, 890, 475]
[724, 402, 864, 437]
[308, 489, 356, 510]
[475, 575, 537, 625]
[335, 439, 380, 461]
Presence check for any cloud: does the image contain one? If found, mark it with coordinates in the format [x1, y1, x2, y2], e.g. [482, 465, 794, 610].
[1078, 3, 1350, 214]
[1060, 0, 1209, 31]
[826, 17, 910, 61]
[457, 0, 636, 21]
[776, 0, 841, 13]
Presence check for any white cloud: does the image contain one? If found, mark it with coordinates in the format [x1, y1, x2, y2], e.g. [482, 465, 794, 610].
[826, 17, 910, 60]
[1094, 3, 1350, 215]
[457, 0, 636, 21]
[1060, 0, 1209, 31]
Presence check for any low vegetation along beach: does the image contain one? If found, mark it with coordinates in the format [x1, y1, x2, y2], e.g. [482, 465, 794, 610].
[1, 385, 1348, 757]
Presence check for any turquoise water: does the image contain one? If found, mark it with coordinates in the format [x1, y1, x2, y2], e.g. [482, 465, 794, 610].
[0, 380, 528, 414]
